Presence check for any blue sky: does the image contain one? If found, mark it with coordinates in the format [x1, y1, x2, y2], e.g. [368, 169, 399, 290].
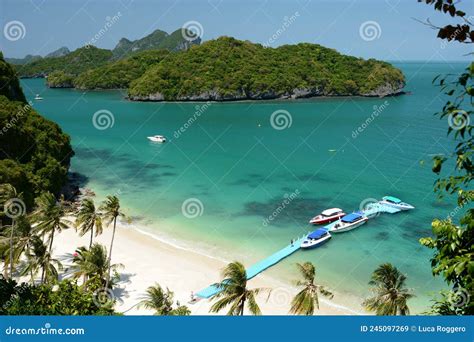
[0, 0, 472, 61]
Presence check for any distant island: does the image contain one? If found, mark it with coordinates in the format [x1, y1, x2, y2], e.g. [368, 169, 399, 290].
[12, 28, 201, 79]
[10, 34, 404, 100]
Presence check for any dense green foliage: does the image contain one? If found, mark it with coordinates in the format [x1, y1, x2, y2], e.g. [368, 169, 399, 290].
[289, 262, 333, 315]
[418, 0, 473, 316]
[0, 52, 26, 102]
[138, 283, 191, 315]
[0, 277, 116, 315]
[0, 96, 73, 207]
[15, 46, 113, 78]
[128, 37, 405, 100]
[362, 263, 414, 315]
[75, 49, 170, 89]
[0, 55, 73, 207]
[46, 70, 75, 88]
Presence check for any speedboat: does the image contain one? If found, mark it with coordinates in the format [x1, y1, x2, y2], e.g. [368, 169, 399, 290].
[328, 212, 368, 233]
[379, 196, 414, 211]
[309, 208, 346, 225]
[147, 135, 166, 143]
[34, 94, 43, 100]
[301, 228, 332, 249]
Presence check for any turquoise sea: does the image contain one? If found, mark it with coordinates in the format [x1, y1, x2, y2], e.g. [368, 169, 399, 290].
[21, 62, 465, 313]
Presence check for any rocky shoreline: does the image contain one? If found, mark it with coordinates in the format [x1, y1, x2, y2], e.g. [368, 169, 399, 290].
[128, 81, 406, 101]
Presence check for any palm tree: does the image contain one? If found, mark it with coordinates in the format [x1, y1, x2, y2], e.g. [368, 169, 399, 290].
[0, 183, 21, 279]
[138, 283, 175, 315]
[362, 263, 414, 315]
[21, 235, 62, 284]
[100, 195, 126, 289]
[33, 192, 72, 253]
[76, 198, 103, 248]
[71, 243, 122, 289]
[210, 261, 267, 315]
[290, 262, 333, 315]
[1, 215, 34, 280]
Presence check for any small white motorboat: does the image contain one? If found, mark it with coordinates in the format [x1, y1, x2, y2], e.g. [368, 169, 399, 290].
[301, 228, 332, 249]
[379, 196, 414, 211]
[34, 94, 43, 100]
[329, 212, 368, 233]
[309, 208, 346, 225]
[147, 135, 166, 143]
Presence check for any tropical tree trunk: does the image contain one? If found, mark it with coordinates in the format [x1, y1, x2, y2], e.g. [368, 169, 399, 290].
[89, 227, 94, 248]
[48, 228, 55, 253]
[9, 219, 16, 279]
[105, 217, 117, 289]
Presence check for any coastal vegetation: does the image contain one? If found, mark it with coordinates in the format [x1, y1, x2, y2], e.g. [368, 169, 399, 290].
[362, 263, 414, 315]
[12, 28, 200, 82]
[210, 261, 268, 315]
[0, 55, 73, 208]
[418, 0, 473, 316]
[139, 283, 191, 315]
[74, 49, 170, 90]
[15, 46, 113, 78]
[128, 37, 405, 101]
[289, 262, 333, 315]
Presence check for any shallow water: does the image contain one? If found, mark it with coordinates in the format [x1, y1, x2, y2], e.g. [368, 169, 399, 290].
[21, 61, 466, 313]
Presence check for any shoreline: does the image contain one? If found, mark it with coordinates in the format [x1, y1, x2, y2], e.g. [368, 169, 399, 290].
[52, 216, 365, 315]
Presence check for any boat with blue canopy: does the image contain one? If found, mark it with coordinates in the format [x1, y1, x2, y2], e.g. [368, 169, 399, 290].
[329, 212, 368, 233]
[301, 228, 332, 249]
[379, 196, 415, 211]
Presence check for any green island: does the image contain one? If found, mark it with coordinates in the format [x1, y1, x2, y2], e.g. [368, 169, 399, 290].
[128, 37, 405, 101]
[0, 53, 73, 208]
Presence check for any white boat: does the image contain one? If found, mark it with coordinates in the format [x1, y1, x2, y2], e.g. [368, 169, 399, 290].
[379, 196, 414, 211]
[329, 212, 368, 233]
[301, 228, 332, 249]
[147, 135, 166, 143]
[309, 207, 346, 225]
[34, 94, 43, 100]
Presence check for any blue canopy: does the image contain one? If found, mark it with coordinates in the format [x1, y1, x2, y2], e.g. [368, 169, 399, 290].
[341, 213, 363, 223]
[383, 196, 401, 204]
[308, 228, 328, 239]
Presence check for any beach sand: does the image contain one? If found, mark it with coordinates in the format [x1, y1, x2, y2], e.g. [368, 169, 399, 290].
[52, 222, 364, 315]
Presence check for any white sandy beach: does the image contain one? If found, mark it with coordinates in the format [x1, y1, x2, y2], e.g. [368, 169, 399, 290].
[50, 221, 364, 315]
